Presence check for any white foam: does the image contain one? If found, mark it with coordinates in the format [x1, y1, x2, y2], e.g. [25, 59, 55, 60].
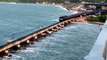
[55, 5, 68, 11]
[66, 26, 78, 29]
[26, 47, 36, 50]
[51, 19, 59, 22]
[35, 47, 60, 54]
[2, 54, 24, 60]
[21, 50, 35, 53]
[0, 2, 16, 4]
[45, 49, 61, 54]
[21, 47, 35, 53]
[12, 55, 25, 60]
[12, 54, 22, 58]
[8, 2, 16, 4]
[3, 56, 11, 59]
[72, 11, 78, 14]
[35, 47, 45, 51]
[42, 40, 55, 45]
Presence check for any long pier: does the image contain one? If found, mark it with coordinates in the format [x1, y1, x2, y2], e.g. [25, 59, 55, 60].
[0, 18, 73, 57]
[0, 10, 106, 57]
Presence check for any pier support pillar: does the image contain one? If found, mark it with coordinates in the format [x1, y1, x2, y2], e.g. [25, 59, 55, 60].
[64, 21, 68, 26]
[10, 44, 21, 51]
[21, 40, 30, 46]
[51, 28, 57, 32]
[68, 20, 72, 24]
[37, 34, 43, 39]
[48, 29, 54, 33]
[57, 25, 61, 30]
[29, 36, 37, 44]
[0, 50, 8, 57]
[41, 33, 47, 37]
[36, 32, 47, 39]
[49, 28, 55, 34]
[45, 30, 52, 35]
[30, 36, 37, 41]
[60, 24, 64, 28]
[37, 33, 46, 38]
[53, 26, 59, 32]
[42, 31, 49, 36]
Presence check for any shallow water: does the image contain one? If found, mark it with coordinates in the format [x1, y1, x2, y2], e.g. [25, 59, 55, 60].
[0, 3, 101, 60]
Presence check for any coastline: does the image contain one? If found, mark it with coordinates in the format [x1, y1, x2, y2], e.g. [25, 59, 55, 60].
[0, 2, 104, 25]
[0, 1, 105, 59]
[53, 3, 105, 25]
[87, 21, 104, 25]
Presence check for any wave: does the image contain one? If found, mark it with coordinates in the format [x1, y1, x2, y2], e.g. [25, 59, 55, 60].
[51, 18, 59, 22]
[20, 47, 36, 53]
[12, 55, 25, 60]
[55, 5, 68, 11]
[2, 54, 24, 60]
[66, 25, 78, 29]
[54, 5, 79, 14]
[8, 2, 16, 4]
[34, 46, 60, 54]
[0, 2, 16, 4]
[72, 11, 78, 14]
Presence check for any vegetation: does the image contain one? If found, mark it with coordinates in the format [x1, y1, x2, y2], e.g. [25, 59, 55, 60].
[0, 0, 66, 3]
[0, 0, 107, 3]
[0, 0, 17, 2]
[87, 15, 106, 22]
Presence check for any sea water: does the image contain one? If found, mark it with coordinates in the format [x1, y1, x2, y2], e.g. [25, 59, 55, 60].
[0, 3, 70, 45]
[0, 3, 101, 60]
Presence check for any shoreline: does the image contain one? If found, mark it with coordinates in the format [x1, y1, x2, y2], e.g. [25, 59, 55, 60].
[53, 3, 105, 25]
[0, 2, 105, 25]
[87, 21, 104, 25]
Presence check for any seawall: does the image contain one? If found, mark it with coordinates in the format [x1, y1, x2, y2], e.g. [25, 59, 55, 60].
[85, 20, 107, 60]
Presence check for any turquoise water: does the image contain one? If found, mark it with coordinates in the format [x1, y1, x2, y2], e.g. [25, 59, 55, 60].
[0, 3, 70, 45]
[0, 3, 101, 60]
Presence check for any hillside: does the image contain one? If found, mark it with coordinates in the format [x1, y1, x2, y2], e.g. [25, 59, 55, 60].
[0, 0, 107, 3]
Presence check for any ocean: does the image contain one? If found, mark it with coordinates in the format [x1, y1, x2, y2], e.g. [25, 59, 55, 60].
[0, 2, 101, 60]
